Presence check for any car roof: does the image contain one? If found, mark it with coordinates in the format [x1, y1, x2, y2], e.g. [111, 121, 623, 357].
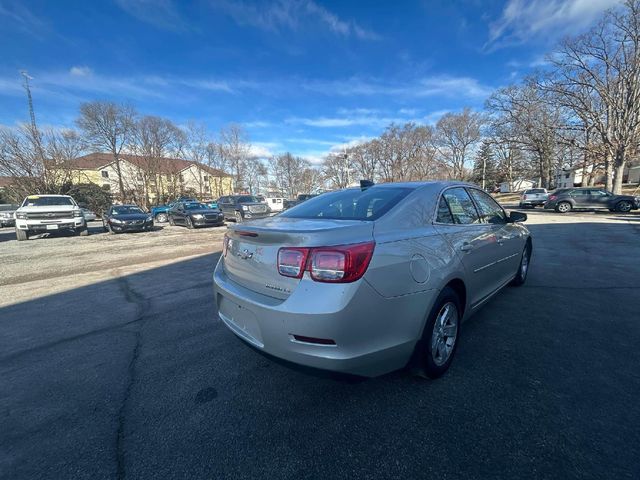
[25, 194, 72, 197]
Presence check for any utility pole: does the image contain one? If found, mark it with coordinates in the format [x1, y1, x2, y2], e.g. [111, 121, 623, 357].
[20, 70, 44, 161]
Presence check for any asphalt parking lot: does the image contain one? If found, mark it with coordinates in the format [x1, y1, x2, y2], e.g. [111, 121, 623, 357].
[1, 210, 639, 479]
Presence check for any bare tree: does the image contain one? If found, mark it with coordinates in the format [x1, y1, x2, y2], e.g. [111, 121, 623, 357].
[0, 125, 86, 200]
[486, 83, 561, 188]
[219, 124, 251, 192]
[269, 152, 310, 197]
[539, 0, 640, 193]
[129, 115, 184, 206]
[245, 157, 268, 194]
[435, 108, 484, 180]
[77, 101, 136, 200]
[322, 152, 352, 189]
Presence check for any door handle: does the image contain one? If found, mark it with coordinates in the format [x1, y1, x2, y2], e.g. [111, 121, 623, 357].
[460, 243, 473, 252]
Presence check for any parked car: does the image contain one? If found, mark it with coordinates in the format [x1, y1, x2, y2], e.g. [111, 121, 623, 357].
[103, 204, 154, 233]
[168, 202, 224, 228]
[14, 195, 87, 241]
[217, 195, 270, 223]
[0, 204, 18, 227]
[264, 195, 286, 212]
[151, 197, 198, 222]
[150, 203, 174, 223]
[544, 187, 640, 213]
[213, 181, 531, 378]
[281, 193, 318, 211]
[203, 200, 219, 209]
[81, 208, 97, 221]
[519, 188, 548, 208]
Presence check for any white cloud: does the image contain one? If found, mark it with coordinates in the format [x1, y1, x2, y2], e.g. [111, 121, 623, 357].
[286, 108, 454, 129]
[486, 0, 620, 50]
[304, 75, 493, 99]
[211, 0, 379, 40]
[249, 142, 280, 158]
[0, 70, 235, 101]
[69, 66, 92, 77]
[115, 0, 188, 31]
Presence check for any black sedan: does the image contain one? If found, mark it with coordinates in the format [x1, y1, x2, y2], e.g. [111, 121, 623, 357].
[103, 205, 154, 233]
[168, 202, 225, 228]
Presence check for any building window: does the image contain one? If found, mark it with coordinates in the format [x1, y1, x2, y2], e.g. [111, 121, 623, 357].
[101, 170, 109, 178]
[203, 175, 209, 182]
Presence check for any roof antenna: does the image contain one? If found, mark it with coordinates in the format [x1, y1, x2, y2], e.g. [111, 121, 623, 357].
[360, 179, 374, 190]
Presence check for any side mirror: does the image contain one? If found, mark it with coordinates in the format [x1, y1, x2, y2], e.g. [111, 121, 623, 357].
[509, 211, 527, 223]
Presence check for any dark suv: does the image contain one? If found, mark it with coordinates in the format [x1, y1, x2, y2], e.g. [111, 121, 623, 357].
[217, 195, 270, 222]
[544, 187, 640, 213]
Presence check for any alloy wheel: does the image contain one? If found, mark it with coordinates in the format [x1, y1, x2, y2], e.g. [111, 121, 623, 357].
[617, 201, 632, 213]
[430, 302, 459, 367]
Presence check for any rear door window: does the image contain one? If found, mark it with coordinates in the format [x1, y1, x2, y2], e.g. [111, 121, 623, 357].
[468, 189, 507, 224]
[441, 188, 481, 225]
[435, 197, 454, 224]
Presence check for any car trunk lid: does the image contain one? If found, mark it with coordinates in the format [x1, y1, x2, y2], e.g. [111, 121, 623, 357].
[223, 217, 374, 299]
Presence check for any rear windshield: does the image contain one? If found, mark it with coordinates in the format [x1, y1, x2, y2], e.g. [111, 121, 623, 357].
[280, 187, 412, 221]
[236, 196, 260, 203]
[112, 206, 144, 215]
[22, 196, 75, 207]
[525, 189, 546, 194]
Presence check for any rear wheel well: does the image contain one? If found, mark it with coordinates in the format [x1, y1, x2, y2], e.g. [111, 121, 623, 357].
[446, 279, 466, 317]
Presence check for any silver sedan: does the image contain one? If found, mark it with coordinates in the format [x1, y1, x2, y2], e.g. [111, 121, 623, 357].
[213, 181, 531, 378]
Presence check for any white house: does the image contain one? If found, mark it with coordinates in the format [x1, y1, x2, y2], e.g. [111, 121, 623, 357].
[499, 179, 535, 193]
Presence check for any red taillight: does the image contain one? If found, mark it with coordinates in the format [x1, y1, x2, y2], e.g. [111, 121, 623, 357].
[277, 247, 309, 278]
[277, 242, 375, 283]
[549, 195, 557, 201]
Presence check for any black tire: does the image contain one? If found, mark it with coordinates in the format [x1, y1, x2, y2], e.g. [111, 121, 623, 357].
[235, 211, 243, 223]
[155, 213, 168, 223]
[79, 227, 89, 236]
[616, 200, 632, 213]
[16, 229, 29, 241]
[416, 286, 462, 379]
[511, 242, 532, 286]
[555, 201, 572, 213]
[186, 216, 194, 229]
[168, 216, 175, 226]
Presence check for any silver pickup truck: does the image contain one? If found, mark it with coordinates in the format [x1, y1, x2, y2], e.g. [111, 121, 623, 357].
[519, 188, 549, 208]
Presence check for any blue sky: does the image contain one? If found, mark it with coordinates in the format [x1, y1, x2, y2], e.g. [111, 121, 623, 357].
[0, 0, 619, 163]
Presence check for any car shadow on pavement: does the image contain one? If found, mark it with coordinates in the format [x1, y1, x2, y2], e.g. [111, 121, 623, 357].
[1, 220, 639, 479]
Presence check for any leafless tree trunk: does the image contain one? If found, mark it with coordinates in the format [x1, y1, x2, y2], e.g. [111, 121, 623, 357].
[77, 101, 136, 201]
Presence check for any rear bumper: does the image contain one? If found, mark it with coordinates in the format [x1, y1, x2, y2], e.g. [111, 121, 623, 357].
[520, 199, 546, 206]
[213, 258, 437, 377]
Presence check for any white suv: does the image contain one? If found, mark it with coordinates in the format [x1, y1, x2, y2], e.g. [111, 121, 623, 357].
[14, 194, 87, 241]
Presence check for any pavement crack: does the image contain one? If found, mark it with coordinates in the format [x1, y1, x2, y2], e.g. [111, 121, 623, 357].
[114, 277, 150, 480]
